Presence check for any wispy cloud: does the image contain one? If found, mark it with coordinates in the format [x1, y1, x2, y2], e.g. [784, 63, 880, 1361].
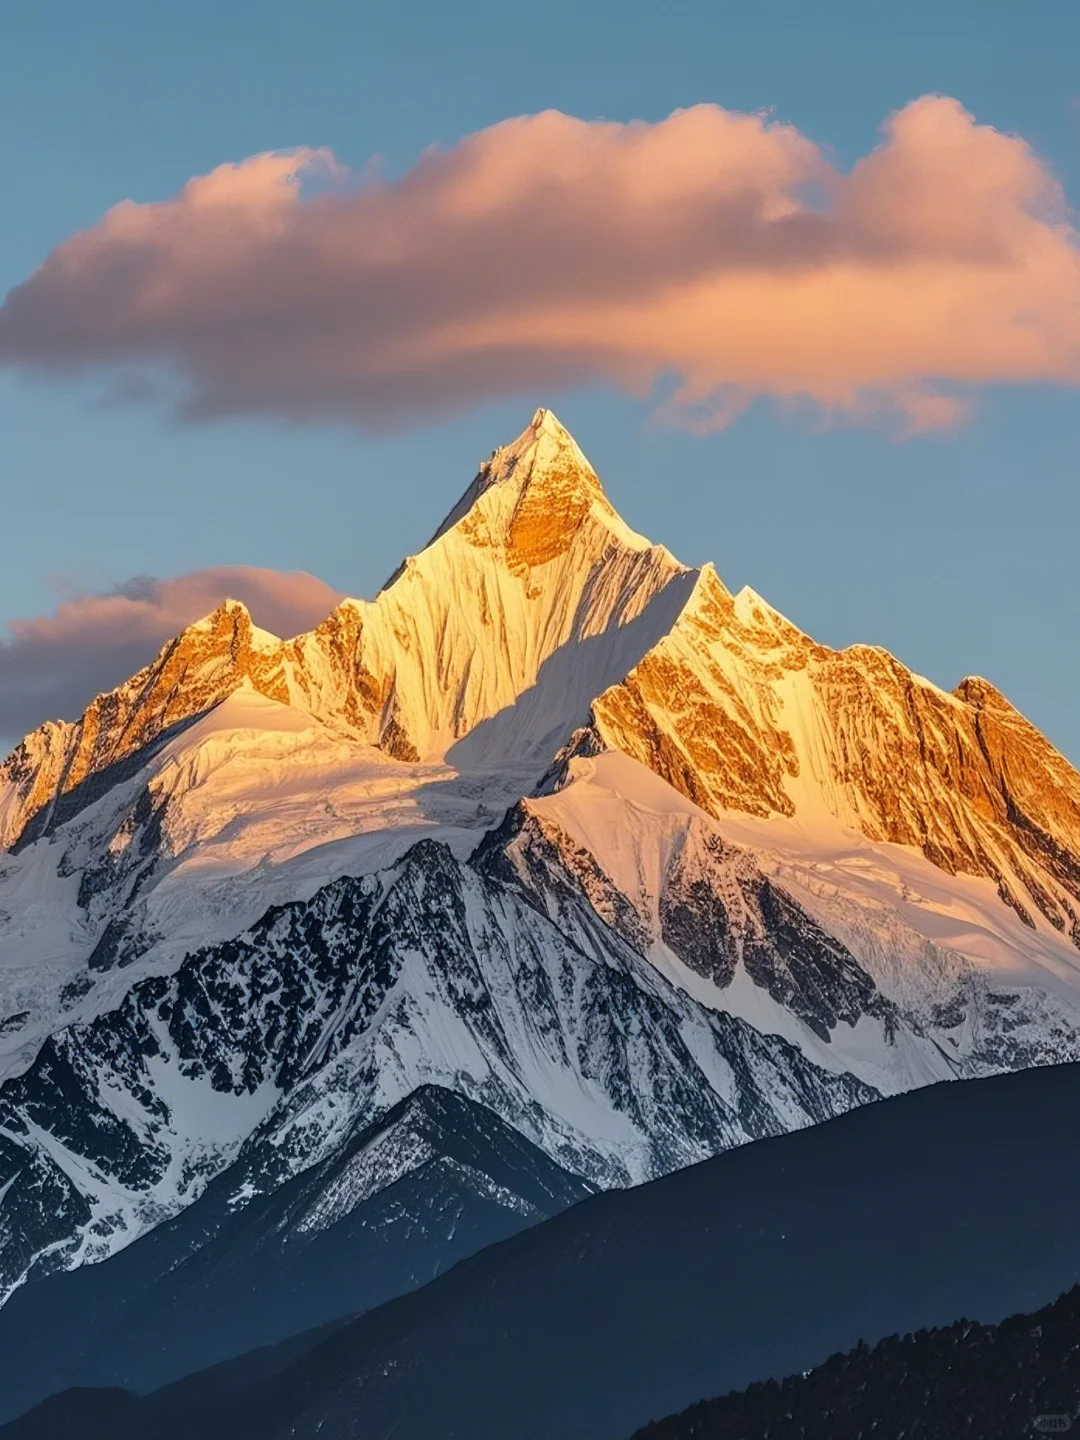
[1, 96, 1078, 434]
[0, 568, 342, 744]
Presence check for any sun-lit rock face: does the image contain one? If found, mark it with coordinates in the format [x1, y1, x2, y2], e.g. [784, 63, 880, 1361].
[591, 567, 804, 820]
[589, 573, 1080, 942]
[0, 600, 292, 851]
[452, 408, 614, 571]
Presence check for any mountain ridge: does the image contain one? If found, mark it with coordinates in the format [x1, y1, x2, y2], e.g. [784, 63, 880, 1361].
[3, 405, 1080, 1383]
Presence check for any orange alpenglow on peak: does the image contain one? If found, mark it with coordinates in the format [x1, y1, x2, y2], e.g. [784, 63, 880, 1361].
[0, 412, 693, 846]
[4, 406, 1080, 964]
[421, 405, 614, 557]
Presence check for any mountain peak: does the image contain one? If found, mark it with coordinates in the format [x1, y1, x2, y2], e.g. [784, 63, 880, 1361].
[390, 408, 655, 592]
[180, 597, 281, 653]
[530, 406, 569, 437]
[487, 406, 595, 494]
[953, 675, 1014, 712]
[186, 596, 249, 630]
[424, 407, 599, 542]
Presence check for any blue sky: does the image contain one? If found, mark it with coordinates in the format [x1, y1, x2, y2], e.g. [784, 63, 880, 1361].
[2, 0, 1079, 755]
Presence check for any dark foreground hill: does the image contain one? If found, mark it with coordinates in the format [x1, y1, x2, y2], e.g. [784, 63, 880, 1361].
[0, 1086, 591, 1423]
[634, 1284, 1080, 1440]
[7, 1063, 1080, 1440]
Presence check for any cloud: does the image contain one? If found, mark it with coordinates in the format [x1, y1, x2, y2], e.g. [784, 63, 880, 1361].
[0, 567, 342, 744]
[1, 96, 1079, 433]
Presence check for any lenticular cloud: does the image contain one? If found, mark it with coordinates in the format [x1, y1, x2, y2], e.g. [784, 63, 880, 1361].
[2, 95, 1079, 433]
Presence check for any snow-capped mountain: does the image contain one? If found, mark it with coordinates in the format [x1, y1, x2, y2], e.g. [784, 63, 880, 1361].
[3, 406, 1080, 1338]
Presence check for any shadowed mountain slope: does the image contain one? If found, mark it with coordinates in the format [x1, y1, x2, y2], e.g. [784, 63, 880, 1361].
[0, 1086, 591, 1424]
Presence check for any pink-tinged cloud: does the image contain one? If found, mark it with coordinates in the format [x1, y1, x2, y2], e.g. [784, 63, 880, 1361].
[1, 96, 1079, 433]
[0, 568, 343, 744]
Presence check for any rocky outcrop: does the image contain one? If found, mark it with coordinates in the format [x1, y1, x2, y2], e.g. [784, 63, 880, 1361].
[591, 569, 1080, 943]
